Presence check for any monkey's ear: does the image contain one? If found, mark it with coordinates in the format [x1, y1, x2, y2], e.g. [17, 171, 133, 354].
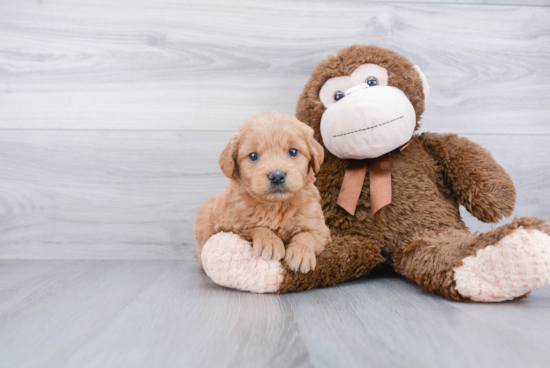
[413, 65, 430, 101]
[302, 124, 324, 174]
[219, 132, 240, 178]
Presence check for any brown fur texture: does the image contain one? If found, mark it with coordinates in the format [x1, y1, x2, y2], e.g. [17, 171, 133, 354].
[273, 45, 549, 300]
[296, 45, 426, 147]
[394, 217, 550, 302]
[194, 111, 330, 273]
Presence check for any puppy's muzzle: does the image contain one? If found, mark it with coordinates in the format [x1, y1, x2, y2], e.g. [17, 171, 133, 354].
[268, 170, 286, 185]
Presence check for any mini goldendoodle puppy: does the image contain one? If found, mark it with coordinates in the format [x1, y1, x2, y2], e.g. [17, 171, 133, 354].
[194, 111, 331, 273]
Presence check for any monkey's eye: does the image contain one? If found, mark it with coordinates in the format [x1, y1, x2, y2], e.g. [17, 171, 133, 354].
[248, 152, 259, 161]
[334, 91, 345, 101]
[366, 76, 378, 87]
[289, 148, 298, 157]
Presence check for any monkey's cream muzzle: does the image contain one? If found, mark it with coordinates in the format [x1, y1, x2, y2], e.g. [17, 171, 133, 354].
[317, 63, 429, 217]
[320, 84, 416, 160]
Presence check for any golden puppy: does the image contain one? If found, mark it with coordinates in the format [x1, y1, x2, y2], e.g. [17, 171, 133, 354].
[194, 111, 330, 273]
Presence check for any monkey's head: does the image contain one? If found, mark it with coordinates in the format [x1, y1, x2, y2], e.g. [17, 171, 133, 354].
[296, 45, 430, 160]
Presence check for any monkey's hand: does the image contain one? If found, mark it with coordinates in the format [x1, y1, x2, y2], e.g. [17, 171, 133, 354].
[420, 133, 515, 223]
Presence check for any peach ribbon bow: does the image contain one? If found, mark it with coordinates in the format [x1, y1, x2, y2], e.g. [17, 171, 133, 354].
[337, 143, 409, 216]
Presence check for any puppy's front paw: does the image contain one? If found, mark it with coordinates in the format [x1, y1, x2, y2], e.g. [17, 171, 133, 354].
[285, 243, 316, 273]
[253, 234, 285, 261]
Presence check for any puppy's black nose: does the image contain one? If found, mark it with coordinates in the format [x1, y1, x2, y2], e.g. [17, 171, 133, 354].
[268, 171, 286, 185]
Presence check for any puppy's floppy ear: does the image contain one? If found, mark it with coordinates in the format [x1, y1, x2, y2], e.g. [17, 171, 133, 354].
[219, 132, 240, 178]
[302, 124, 324, 174]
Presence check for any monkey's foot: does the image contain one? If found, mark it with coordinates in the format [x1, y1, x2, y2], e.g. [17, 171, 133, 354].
[454, 229, 550, 302]
[201, 232, 284, 293]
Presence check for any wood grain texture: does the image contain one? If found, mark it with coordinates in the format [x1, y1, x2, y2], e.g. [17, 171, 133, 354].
[366, 0, 550, 5]
[287, 277, 550, 367]
[0, 260, 549, 368]
[0, 130, 230, 259]
[0, 130, 547, 259]
[1, 0, 549, 134]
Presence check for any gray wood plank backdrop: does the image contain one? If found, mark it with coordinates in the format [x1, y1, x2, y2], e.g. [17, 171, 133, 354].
[1, 0, 549, 259]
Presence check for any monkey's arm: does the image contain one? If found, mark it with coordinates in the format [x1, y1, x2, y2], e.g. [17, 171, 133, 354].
[419, 132, 515, 223]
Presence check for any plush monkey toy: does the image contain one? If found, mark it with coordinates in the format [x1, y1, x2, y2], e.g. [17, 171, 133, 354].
[200, 45, 550, 302]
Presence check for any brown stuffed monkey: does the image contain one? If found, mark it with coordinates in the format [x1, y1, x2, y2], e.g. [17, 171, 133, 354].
[198, 45, 550, 302]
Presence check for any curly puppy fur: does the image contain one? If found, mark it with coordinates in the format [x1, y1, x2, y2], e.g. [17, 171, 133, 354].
[195, 111, 331, 273]
[274, 45, 550, 300]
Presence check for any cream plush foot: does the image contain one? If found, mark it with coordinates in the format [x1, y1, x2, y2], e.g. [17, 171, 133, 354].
[454, 229, 550, 302]
[201, 232, 284, 293]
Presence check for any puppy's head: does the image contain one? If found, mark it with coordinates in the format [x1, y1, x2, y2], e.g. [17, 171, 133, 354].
[219, 111, 324, 202]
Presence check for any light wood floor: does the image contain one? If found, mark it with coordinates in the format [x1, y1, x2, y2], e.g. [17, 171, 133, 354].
[1, 260, 550, 368]
[1, 0, 550, 367]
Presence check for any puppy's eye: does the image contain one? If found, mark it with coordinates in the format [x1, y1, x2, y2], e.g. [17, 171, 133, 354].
[366, 76, 378, 87]
[248, 152, 259, 161]
[334, 91, 345, 101]
[289, 148, 298, 157]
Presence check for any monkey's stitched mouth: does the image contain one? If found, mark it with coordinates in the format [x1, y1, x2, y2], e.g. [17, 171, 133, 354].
[333, 116, 404, 138]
